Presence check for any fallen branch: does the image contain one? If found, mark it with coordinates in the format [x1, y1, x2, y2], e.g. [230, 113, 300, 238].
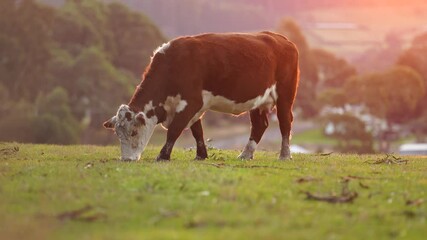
[56, 205, 106, 222]
[197, 162, 289, 170]
[0, 146, 19, 155]
[302, 181, 358, 204]
[232, 164, 287, 170]
[318, 152, 333, 156]
[342, 175, 372, 180]
[303, 191, 358, 204]
[296, 176, 322, 183]
[197, 162, 226, 168]
[358, 182, 370, 189]
[406, 199, 424, 206]
[365, 154, 408, 165]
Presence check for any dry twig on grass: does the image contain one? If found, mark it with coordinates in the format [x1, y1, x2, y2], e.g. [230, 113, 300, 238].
[406, 199, 424, 206]
[303, 191, 358, 204]
[198, 162, 226, 168]
[358, 182, 370, 189]
[341, 175, 372, 180]
[0, 146, 19, 155]
[364, 154, 408, 165]
[232, 164, 287, 170]
[56, 205, 106, 222]
[302, 181, 358, 204]
[198, 162, 288, 170]
[296, 176, 322, 183]
[318, 152, 333, 156]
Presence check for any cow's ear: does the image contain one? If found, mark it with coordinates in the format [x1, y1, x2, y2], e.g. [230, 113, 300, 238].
[103, 116, 117, 129]
[135, 113, 146, 126]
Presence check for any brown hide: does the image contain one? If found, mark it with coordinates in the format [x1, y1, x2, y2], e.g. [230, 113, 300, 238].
[129, 31, 299, 114]
[125, 31, 299, 160]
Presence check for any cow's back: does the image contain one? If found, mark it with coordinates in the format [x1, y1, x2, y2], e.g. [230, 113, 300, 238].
[158, 32, 295, 103]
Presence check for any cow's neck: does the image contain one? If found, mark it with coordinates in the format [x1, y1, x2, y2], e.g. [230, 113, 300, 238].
[128, 84, 167, 124]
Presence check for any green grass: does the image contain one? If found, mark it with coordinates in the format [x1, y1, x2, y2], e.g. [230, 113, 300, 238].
[292, 128, 337, 145]
[0, 142, 426, 240]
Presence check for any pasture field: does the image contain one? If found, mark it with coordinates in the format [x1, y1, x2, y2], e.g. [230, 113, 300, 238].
[0, 143, 426, 240]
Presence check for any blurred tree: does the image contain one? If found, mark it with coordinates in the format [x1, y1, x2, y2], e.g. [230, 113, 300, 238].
[317, 88, 347, 108]
[0, 100, 37, 143]
[344, 66, 425, 151]
[382, 67, 425, 125]
[0, 83, 9, 106]
[106, 2, 166, 76]
[33, 87, 80, 144]
[323, 113, 374, 153]
[276, 18, 319, 118]
[407, 115, 427, 142]
[70, 47, 134, 127]
[0, 87, 80, 144]
[51, 0, 166, 77]
[353, 31, 404, 73]
[48, 0, 166, 124]
[397, 32, 427, 120]
[311, 48, 357, 89]
[51, 0, 108, 57]
[345, 66, 424, 125]
[0, 0, 55, 100]
[48, 0, 166, 140]
[0, 0, 167, 144]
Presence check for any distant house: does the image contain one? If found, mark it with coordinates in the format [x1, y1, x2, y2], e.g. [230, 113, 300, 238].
[399, 143, 427, 156]
[321, 105, 388, 136]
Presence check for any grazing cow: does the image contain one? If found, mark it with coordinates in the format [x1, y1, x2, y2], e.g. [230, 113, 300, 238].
[104, 31, 299, 161]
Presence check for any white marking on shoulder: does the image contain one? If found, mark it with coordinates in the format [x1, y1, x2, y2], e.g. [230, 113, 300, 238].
[153, 42, 171, 55]
[161, 94, 188, 129]
[176, 100, 188, 113]
[163, 94, 187, 112]
[143, 101, 154, 114]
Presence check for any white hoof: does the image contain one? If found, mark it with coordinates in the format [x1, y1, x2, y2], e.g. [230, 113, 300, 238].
[279, 154, 292, 160]
[238, 152, 253, 160]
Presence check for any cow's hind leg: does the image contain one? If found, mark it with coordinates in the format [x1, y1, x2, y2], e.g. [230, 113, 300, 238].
[157, 101, 202, 161]
[238, 109, 269, 160]
[276, 50, 299, 160]
[276, 97, 293, 160]
[190, 119, 208, 160]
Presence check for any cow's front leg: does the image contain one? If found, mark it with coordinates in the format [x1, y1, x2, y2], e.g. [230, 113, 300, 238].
[190, 119, 208, 160]
[238, 109, 269, 160]
[156, 102, 202, 161]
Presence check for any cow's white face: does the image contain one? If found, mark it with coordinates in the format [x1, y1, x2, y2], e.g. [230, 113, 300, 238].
[104, 105, 157, 161]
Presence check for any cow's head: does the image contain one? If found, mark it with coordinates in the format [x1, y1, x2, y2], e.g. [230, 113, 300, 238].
[103, 105, 157, 161]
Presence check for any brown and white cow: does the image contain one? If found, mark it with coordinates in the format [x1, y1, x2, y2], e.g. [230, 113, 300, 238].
[104, 31, 299, 161]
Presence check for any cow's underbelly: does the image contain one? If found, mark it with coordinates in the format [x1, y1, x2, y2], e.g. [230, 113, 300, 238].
[205, 84, 277, 114]
[187, 84, 277, 127]
[204, 91, 272, 115]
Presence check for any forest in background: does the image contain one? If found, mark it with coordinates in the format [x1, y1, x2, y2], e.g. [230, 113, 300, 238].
[40, 1, 427, 74]
[1, 0, 427, 153]
[0, 0, 166, 144]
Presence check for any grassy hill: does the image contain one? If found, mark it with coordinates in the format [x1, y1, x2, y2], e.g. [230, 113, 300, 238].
[0, 143, 426, 239]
